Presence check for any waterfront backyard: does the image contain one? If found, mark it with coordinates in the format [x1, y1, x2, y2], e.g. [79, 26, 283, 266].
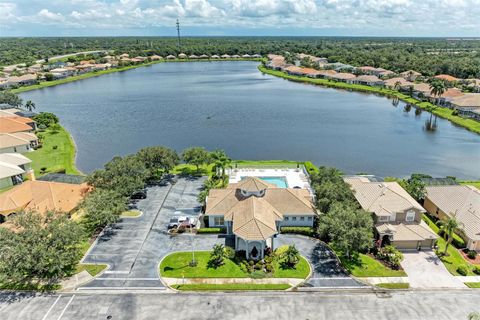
[20, 61, 480, 179]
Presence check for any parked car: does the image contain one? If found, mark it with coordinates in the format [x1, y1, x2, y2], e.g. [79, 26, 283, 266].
[168, 216, 196, 229]
[131, 189, 147, 199]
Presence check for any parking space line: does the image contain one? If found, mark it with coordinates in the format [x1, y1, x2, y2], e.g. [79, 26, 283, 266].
[56, 295, 75, 320]
[41, 295, 61, 320]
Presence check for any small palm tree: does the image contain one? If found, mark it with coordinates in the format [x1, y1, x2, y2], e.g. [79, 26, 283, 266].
[283, 245, 300, 268]
[210, 150, 231, 177]
[393, 81, 402, 91]
[437, 213, 462, 256]
[429, 79, 446, 105]
[24, 100, 36, 112]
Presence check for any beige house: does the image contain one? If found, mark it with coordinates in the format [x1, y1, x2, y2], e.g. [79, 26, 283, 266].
[345, 176, 438, 250]
[400, 70, 422, 81]
[204, 177, 317, 259]
[348, 75, 384, 86]
[0, 153, 34, 189]
[0, 132, 38, 153]
[424, 185, 480, 251]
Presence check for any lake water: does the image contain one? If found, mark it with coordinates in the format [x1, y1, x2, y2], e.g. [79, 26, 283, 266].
[21, 61, 480, 179]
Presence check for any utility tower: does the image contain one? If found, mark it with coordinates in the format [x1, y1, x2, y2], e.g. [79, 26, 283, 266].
[176, 19, 181, 49]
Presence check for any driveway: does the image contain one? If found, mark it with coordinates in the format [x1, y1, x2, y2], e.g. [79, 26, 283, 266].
[80, 176, 223, 290]
[400, 250, 466, 288]
[275, 234, 367, 288]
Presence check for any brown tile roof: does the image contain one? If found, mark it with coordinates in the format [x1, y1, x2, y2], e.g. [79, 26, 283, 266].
[227, 177, 276, 192]
[376, 221, 438, 241]
[329, 72, 356, 80]
[0, 117, 33, 133]
[383, 77, 413, 87]
[434, 74, 459, 82]
[0, 180, 89, 216]
[345, 176, 425, 216]
[400, 70, 422, 76]
[426, 185, 480, 241]
[0, 133, 33, 149]
[450, 93, 480, 108]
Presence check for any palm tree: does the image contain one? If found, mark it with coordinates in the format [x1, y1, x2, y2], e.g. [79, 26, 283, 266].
[210, 150, 231, 177]
[429, 79, 446, 105]
[24, 100, 36, 112]
[437, 213, 462, 256]
[283, 245, 300, 267]
[393, 81, 402, 91]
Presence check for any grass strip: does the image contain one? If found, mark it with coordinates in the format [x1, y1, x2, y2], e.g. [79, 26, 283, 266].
[172, 283, 291, 291]
[376, 283, 410, 289]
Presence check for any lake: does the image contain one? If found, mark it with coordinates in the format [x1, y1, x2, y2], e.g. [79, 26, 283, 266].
[20, 61, 480, 179]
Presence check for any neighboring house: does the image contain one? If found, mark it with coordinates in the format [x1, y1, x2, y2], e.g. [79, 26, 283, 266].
[400, 70, 422, 82]
[204, 177, 317, 259]
[349, 75, 384, 86]
[188, 55, 198, 59]
[328, 72, 357, 82]
[0, 108, 37, 118]
[7, 74, 38, 86]
[50, 67, 76, 79]
[221, 54, 231, 59]
[0, 153, 34, 189]
[0, 180, 89, 221]
[383, 77, 413, 89]
[166, 55, 176, 60]
[178, 54, 187, 59]
[150, 55, 163, 60]
[448, 93, 480, 120]
[0, 132, 38, 153]
[434, 74, 459, 83]
[424, 185, 480, 251]
[0, 117, 35, 134]
[345, 176, 438, 250]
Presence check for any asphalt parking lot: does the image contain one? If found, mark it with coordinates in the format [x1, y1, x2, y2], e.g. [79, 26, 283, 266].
[80, 176, 223, 290]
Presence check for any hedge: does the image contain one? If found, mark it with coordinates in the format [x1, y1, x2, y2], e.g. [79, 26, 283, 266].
[197, 227, 226, 234]
[280, 226, 315, 237]
[438, 229, 466, 249]
[304, 161, 319, 174]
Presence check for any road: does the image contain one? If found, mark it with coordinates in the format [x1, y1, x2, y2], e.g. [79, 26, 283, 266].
[1, 290, 479, 320]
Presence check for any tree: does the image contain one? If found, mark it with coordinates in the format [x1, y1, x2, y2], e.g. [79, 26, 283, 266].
[210, 149, 231, 176]
[45, 73, 54, 81]
[0, 211, 84, 283]
[32, 112, 59, 127]
[318, 202, 373, 258]
[81, 189, 127, 234]
[393, 81, 402, 91]
[0, 90, 23, 107]
[137, 146, 179, 178]
[282, 245, 300, 268]
[87, 155, 147, 197]
[24, 100, 36, 112]
[429, 79, 446, 104]
[437, 214, 462, 256]
[404, 177, 426, 201]
[182, 147, 211, 172]
[209, 244, 225, 268]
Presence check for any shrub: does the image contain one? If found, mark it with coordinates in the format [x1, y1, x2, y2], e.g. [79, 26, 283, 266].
[467, 250, 478, 259]
[209, 244, 225, 268]
[265, 264, 274, 273]
[474, 267, 480, 275]
[274, 245, 290, 257]
[457, 265, 469, 276]
[52, 145, 58, 150]
[280, 226, 314, 237]
[223, 246, 235, 260]
[376, 245, 403, 269]
[40, 167, 47, 173]
[196, 227, 225, 234]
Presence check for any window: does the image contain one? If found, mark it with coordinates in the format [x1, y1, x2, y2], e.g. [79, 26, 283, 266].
[213, 217, 224, 226]
[307, 217, 313, 221]
[292, 217, 297, 221]
[406, 210, 415, 222]
[285, 217, 289, 221]
[300, 217, 305, 221]
[379, 216, 389, 222]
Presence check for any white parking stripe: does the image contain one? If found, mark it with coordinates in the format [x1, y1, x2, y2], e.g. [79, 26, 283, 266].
[41, 295, 61, 320]
[56, 295, 75, 320]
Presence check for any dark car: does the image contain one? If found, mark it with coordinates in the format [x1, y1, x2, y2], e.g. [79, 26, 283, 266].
[131, 190, 147, 199]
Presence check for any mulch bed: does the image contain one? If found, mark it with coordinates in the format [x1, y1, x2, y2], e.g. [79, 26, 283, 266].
[459, 249, 480, 265]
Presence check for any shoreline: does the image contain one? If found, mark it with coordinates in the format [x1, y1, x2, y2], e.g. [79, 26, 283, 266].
[258, 65, 480, 135]
[11, 58, 262, 94]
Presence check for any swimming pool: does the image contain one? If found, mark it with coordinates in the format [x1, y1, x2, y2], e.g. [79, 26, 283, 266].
[241, 176, 288, 188]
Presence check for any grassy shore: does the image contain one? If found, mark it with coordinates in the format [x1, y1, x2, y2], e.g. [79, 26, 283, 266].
[259, 65, 480, 135]
[11, 58, 262, 94]
[25, 125, 80, 176]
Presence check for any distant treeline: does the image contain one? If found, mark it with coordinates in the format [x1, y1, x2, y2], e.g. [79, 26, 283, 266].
[1, 37, 479, 78]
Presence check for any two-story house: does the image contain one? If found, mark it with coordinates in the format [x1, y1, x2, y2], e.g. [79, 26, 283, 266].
[204, 177, 317, 259]
[345, 176, 438, 250]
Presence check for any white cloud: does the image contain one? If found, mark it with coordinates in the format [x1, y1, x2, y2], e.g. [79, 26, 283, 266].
[0, 0, 479, 35]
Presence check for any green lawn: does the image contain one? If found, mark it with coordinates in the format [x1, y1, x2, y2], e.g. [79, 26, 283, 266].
[121, 210, 142, 217]
[376, 283, 410, 289]
[160, 251, 310, 279]
[172, 283, 290, 291]
[259, 65, 480, 135]
[460, 180, 480, 190]
[172, 164, 215, 177]
[75, 264, 108, 277]
[231, 160, 301, 169]
[338, 253, 407, 277]
[25, 125, 80, 176]
[465, 282, 480, 288]
[422, 214, 476, 276]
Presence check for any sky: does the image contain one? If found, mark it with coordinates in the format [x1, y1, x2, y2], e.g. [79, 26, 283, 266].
[1, 0, 480, 37]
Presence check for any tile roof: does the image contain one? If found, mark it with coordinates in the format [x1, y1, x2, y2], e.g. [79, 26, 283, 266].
[0, 180, 89, 216]
[426, 185, 480, 241]
[0, 153, 31, 166]
[345, 176, 425, 216]
[376, 221, 438, 241]
[0, 161, 25, 179]
[0, 133, 33, 149]
[0, 117, 33, 134]
[434, 74, 459, 82]
[450, 93, 480, 108]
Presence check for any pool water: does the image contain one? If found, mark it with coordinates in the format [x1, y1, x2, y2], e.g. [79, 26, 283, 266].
[258, 176, 288, 188]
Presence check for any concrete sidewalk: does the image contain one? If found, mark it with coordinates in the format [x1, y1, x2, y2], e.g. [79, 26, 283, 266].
[456, 275, 480, 283]
[360, 277, 408, 285]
